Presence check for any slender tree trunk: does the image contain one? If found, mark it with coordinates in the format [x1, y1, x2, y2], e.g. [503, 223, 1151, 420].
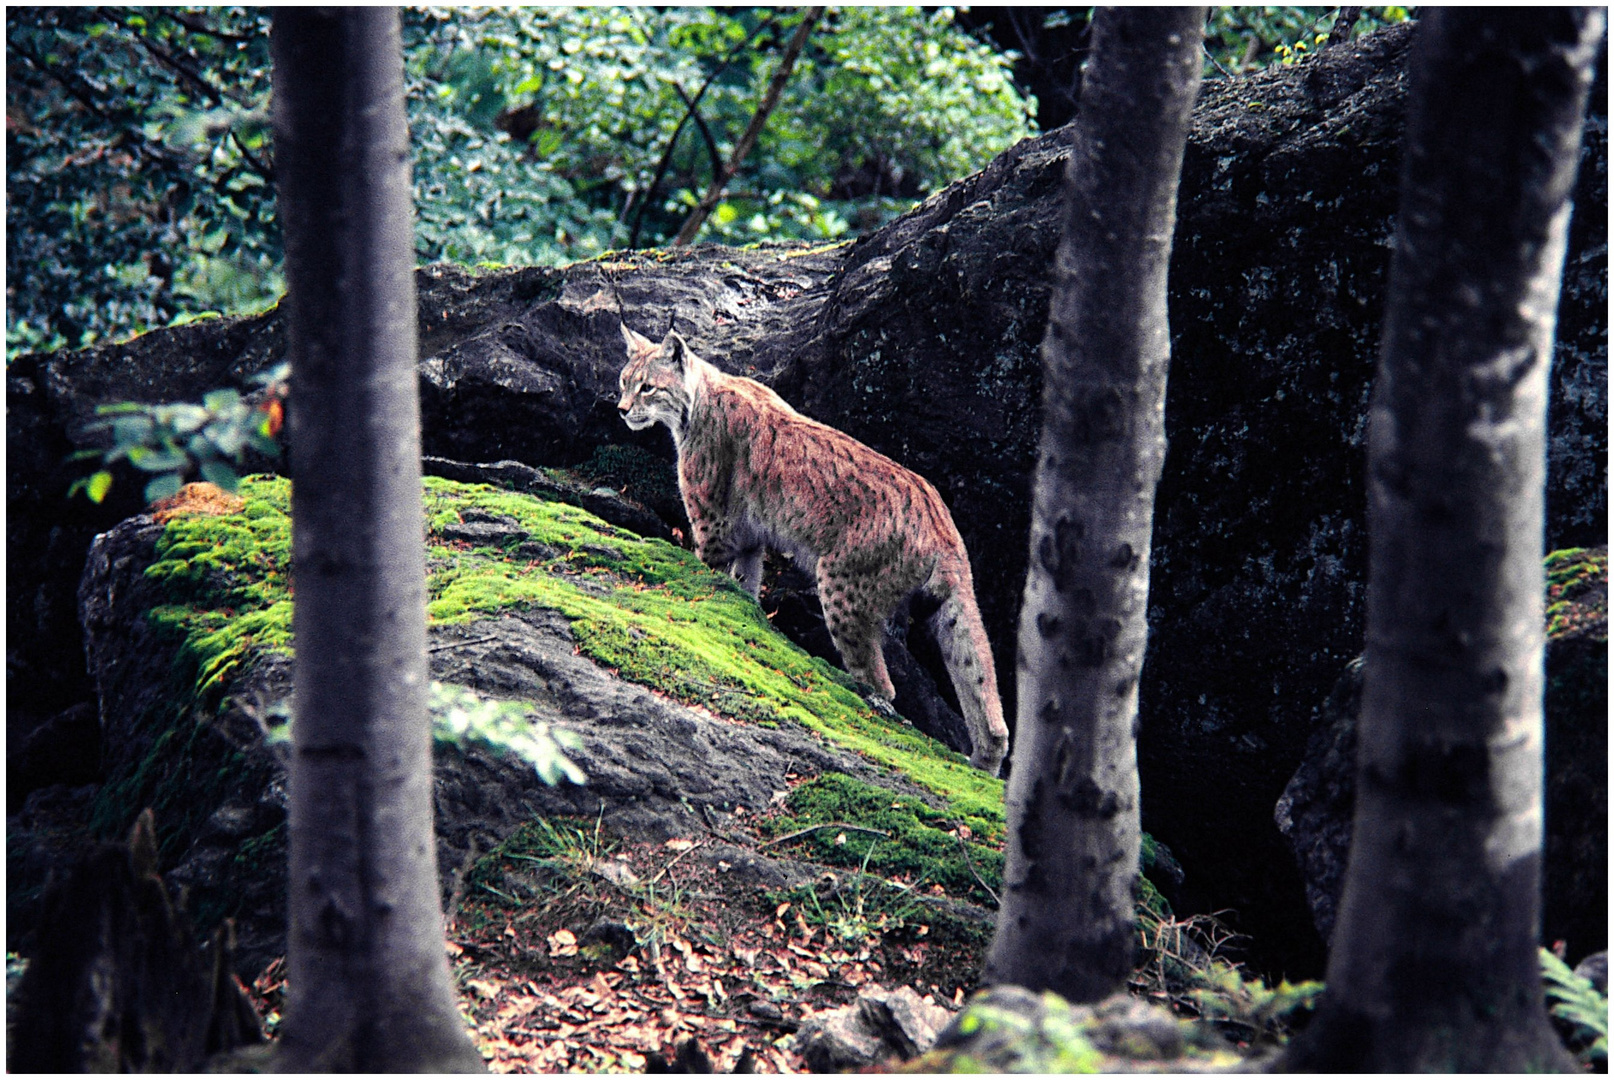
[1279, 9, 1601, 1072]
[271, 9, 483, 1071]
[672, 6, 825, 247]
[982, 6, 1203, 1001]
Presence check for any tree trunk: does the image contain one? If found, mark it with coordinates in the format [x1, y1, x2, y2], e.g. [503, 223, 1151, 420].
[1279, 9, 1601, 1071]
[982, 6, 1203, 1001]
[270, 9, 483, 1071]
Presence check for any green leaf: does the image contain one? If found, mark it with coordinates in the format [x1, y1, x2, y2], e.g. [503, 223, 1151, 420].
[158, 403, 210, 434]
[127, 445, 191, 473]
[87, 469, 115, 504]
[247, 428, 282, 457]
[144, 472, 184, 503]
[110, 414, 156, 446]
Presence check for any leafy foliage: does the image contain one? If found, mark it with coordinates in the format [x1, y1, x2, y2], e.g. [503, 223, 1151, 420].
[1541, 948, 1608, 1068]
[7, 7, 278, 356]
[70, 362, 286, 504]
[401, 6, 1031, 261]
[9, 6, 1032, 355]
[1202, 7, 1411, 77]
[430, 681, 586, 786]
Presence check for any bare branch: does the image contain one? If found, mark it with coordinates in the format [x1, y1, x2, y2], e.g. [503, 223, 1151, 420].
[673, 7, 826, 247]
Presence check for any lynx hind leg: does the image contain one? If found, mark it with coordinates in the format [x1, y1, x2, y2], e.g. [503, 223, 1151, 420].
[816, 560, 898, 704]
[929, 590, 1009, 775]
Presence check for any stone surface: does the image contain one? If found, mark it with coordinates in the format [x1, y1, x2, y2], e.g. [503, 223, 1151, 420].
[924, 985, 1227, 1072]
[778, 23, 1607, 977]
[792, 985, 953, 1070]
[7, 812, 263, 1072]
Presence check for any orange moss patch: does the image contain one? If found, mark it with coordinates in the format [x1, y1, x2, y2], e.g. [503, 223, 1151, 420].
[151, 481, 248, 522]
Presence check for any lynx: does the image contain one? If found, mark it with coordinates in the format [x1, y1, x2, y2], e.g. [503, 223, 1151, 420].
[617, 324, 1008, 774]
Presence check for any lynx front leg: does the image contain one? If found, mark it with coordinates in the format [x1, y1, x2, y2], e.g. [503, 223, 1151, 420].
[690, 512, 764, 599]
[728, 547, 764, 597]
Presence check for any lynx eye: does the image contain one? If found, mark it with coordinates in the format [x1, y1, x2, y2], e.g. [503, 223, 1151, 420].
[639, 382, 655, 394]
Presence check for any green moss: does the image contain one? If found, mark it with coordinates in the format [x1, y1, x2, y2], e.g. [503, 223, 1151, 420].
[143, 477, 294, 704]
[138, 474, 1005, 831]
[1545, 546, 1607, 640]
[768, 773, 1179, 918]
[765, 773, 1002, 904]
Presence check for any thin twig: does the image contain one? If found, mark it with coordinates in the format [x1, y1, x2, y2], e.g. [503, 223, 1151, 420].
[645, 839, 707, 888]
[956, 832, 999, 906]
[673, 6, 826, 247]
[760, 822, 889, 848]
[168, 10, 256, 43]
[672, 81, 726, 190]
[1327, 6, 1363, 46]
[230, 129, 274, 182]
[1202, 41, 1236, 81]
[428, 635, 501, 653]
[100, 8, 228, 107]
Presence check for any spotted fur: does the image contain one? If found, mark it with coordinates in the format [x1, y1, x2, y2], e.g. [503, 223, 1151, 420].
[618, 324, 1008, 774]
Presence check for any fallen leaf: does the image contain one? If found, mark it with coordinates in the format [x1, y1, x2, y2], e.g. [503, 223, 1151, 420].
[664, 837, 695, 852]
[495, 998, 539, 1023]
[548, 928, 579, 957]
[467, 979, 501, 1000]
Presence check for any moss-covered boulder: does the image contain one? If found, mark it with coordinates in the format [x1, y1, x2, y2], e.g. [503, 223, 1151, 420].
[14, 474, 1020, 977]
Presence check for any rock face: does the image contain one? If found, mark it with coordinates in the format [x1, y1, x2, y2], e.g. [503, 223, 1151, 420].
[7, 812, 263, 1072]
[1276, 548, 1609, 963]
[792, 985, 955, 1071]
[6, 24, 1606, 976]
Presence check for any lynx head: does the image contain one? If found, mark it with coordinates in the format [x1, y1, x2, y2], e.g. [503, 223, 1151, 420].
[618, 324, 695, 434]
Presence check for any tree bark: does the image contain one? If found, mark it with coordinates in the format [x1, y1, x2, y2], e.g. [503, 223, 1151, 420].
[271, 9, 483, 1071]
[1279, 9, 1602, 1071]
[672, 7, 824, 247]
[982, 6, 1203, 1001]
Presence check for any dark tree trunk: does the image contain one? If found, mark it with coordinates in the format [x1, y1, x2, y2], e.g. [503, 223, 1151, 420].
[271, 9, 483, 1071]
[1279, 9, 1602, 1071]
[982, 6, 1203, 1001]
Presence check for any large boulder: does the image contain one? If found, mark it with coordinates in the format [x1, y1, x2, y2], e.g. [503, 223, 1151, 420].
[6, 24, 1605, 975]
[8, 476, 1008, 977]
[1276, 548, 1609, 964]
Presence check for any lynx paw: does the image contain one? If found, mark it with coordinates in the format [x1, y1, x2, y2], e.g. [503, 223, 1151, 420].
[864, 693, 900, 721]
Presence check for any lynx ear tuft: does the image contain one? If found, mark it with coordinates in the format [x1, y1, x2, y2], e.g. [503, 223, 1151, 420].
[621, 323, 658, 357]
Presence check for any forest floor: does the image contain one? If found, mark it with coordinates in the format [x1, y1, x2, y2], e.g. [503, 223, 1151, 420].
[244, 808, 994, 1073]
